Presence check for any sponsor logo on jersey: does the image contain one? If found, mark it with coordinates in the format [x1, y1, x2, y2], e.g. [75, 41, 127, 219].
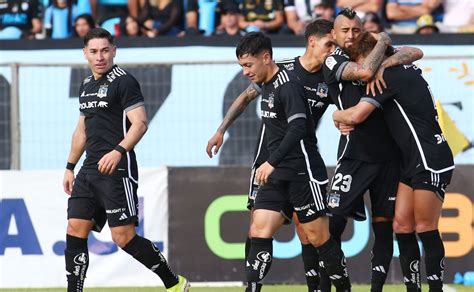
[97, 101, 108, 108]
[97, 84, 108, 98]
[261, 110, 277, 119]
[80, 100, 108, 109]
[308, 99, 326, 108]
[325, 56, 337, 71]
[316, 83, 329, 97]
[352, 80, 366, 86]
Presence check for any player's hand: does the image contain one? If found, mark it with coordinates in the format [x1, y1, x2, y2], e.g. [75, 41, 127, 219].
[98, 150, 122, 175]
[255, 162, 274, 186]
[206, 131, 224, 158]
[339, 123, 354, 136]
[63, 169, 75, 196]
[371, 32, 391, 46]
[366, 66, 386, 96]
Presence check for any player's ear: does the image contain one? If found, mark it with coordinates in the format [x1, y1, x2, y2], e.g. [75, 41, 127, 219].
[262, 50, 271, 65]
[112, 45, 117, 58]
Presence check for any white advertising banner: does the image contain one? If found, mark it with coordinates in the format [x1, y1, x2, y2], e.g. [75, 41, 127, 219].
[0, 167, 169, 288]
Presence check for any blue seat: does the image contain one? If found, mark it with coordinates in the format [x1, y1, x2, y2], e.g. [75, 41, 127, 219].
[101, 17, 121, 35]
[0, 27, 23, 39]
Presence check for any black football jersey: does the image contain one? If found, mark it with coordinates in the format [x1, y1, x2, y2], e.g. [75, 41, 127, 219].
[251, 57, 332, 169]
[78, 65, 144, 181]
[259, 68, 327, 182]
[363, 65, 454, 177]
[323, 46, 397, 163]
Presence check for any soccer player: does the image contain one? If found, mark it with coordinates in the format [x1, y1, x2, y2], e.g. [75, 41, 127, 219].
[332, 31, 454, 292]
[236, 31, 351, 292]
[62, 28, 189, 292]
[207, 19, 337, 292]
[322, 7, 423, 292]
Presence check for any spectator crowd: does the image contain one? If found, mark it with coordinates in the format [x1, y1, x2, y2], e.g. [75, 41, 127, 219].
[1, 0, 473, 39]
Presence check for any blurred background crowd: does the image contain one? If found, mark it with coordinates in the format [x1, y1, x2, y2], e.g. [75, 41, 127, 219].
[0, 0, 473, 40]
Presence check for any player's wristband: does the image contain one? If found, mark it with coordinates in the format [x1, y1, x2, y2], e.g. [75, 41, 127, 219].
[114, 145, 127, 155]
[66, 162, 76, 171]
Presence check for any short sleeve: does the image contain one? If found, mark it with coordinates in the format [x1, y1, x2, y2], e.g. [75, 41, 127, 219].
[323, 53, 350, 84]
[118, 75, 145, 112]
[280, 81, 307, 123]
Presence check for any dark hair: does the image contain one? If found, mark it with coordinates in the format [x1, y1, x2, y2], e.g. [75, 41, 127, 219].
[235, 32, 273, 59]
[119, 16, 142, 36]
[83, 28, 114, 46]
[74, 14, 96, 37]
[304, 19, 333, 41]
[337, 7, 357, 19]
[345, 31, 395, 60]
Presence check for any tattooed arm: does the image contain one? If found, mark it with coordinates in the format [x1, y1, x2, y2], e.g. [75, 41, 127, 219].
[366, 46, 423, 95]
[206, 84, 260, 157]
[341, 32, 392, 82]
[382, 46, 423, 68]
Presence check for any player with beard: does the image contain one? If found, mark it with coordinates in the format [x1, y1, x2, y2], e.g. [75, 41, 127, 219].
[333, 31, 454, 292]
[322, 7, 423, 292]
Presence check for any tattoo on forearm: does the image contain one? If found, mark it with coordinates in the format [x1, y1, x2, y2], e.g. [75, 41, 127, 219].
[217, 86, 258, 133]
[362, 40, 387, 73]
[342, 62, 366, 80]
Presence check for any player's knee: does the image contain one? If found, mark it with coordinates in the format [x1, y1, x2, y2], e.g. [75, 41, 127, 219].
[111, 229, 135, 248]
[393, 218, 414, 233]
[111, 232, 129, 248]
[249, 222, 271, 238]
[305, 227, 330, 247]
[66, 220, 91, 238]
[414, 220, 437, 234]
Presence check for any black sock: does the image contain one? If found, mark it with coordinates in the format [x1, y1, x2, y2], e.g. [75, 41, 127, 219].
[396, 232, 421, 292]
[319, 268, 331, 292]
[371, 221, 393, 292]
[317, 237, 351, 292]
[418, 230, 445, 292]
[245, 236, 251, 260]
[319, 215, 348, 292]
[246, 237, 273, 284]
[65, 234, 89, 292]
[122, 235, 178, 288]
[329, 215, 348, 245]
[302, 244, 320, 292]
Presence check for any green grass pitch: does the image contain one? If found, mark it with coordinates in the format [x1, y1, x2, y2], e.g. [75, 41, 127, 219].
[0, 285, 472, 291]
